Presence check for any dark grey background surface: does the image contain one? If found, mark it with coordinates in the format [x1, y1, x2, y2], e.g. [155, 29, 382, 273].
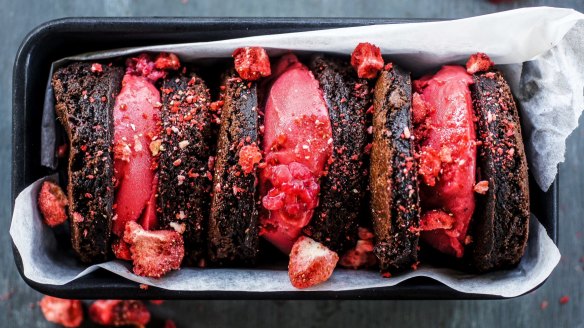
[2, 0, 583, 327]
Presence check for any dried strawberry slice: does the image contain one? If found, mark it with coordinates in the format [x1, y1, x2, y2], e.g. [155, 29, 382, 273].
[288, 236, 339, 289]
[466, 52, 494, 74]
[233, 47, 271, 81]
[154, 53, 181, 71]
[123, 221, 184, 278]
[37, 181, 68, 227]
[350, 42, 384, 79]
[238, 143, 262, 174]
[39, 296, 83, 328]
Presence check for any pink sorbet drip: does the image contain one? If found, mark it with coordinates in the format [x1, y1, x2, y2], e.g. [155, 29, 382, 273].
[413, 65, 476, 258]
[260, 54, 332, 254]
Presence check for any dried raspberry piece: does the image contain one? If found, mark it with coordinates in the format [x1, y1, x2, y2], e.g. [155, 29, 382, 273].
[165, 319, 177, 328]
[149, 300, 164, 305]
[288, 236, 339, 288]
[155, 53, 181, 71]
[232, 47, 271, 81]
[123, 221, 185, 278]
[37, 181, 68, 227]
[559, 295, 570, 305]
[466, 52, 494, 74]
[39, 296, 83, 328]
[238, 144, 262, 174]
[350, 43, 384, 79]
[89, 300, 150, 327]
[111, 238, 132, 261]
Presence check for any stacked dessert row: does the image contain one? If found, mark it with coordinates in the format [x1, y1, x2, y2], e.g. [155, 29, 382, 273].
[39, 44, 529, 288]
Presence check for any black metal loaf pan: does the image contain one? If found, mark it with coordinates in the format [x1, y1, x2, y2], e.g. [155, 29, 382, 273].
[12, 17, 559, 300]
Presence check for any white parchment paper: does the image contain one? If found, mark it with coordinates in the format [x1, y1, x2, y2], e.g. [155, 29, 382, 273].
[12, 7, 584, 297]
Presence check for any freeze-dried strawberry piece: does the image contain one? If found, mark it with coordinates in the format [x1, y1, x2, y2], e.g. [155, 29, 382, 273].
[351, 43, 384, 79]
[123, 221, 184, 278]
[233, 47, 272, 81]
[154, 53, 181, 71]
[111, 238, 132, 261]
[39, 296, 83, 328]
[238, 143, 262, 174]
[466, 52, 494, 74]
[288, 236, 339, 288]
[91, 63, 103, 73]
[37, 181, 68, 227]
[89, 300, 150, 327]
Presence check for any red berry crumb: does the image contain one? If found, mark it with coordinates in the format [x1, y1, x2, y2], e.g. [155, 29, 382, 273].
[91, 63, 103, 73]
[38, 181, 68, 227]
[154, 53, 181, 71]
[288, 236, 339, 289]
[89, 300, 150, 327]
[540, 300, 549, 310]
[165, 319, 177, 328]
[39, 296, 84, 328]
[466, 52, 494, 74]
[351, 42, 384, 79]
[559, 295, 570, 305]
[232, 47, 271, 81]
[238, 144, 262, 174]
[473, 180, 489, 194]
[123, 221, 185, 278]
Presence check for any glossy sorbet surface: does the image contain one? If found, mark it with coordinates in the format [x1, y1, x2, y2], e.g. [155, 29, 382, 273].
[413, 65, 476, 257]
[112, 68, 161, 235]
[260, 54, 333, 254]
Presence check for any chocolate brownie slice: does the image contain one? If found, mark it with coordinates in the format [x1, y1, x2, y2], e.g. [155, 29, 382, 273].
[469, 70, 530, 272]
[207, 71, 260, 265]
[303, 55, 371, 253]
[52, 62, 123, 263]
[157, 70, 213, 264]
[369, 65, 420, 273]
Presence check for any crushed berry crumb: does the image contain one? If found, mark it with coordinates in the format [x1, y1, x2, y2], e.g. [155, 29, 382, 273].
[37, 181, 68, 227]
[466, 53, 494, 74]
[351, 43, 384, 79]
[91, 63, 103, 73]
[39, 296, 84, 328]
[233, 47, 271, 81]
